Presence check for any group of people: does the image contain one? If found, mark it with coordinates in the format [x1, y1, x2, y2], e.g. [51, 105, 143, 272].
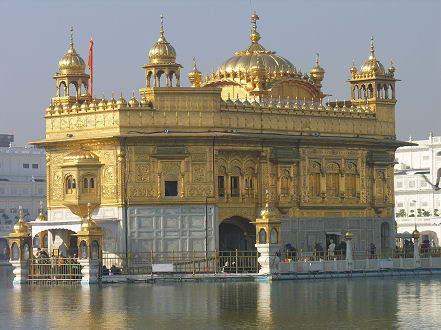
[33, 248, 81, 280]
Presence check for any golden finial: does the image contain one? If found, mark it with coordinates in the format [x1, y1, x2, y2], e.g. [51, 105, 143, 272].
[70, 26, 74, 49]
[369, 36, 375, 59]
[19, 205, 22, 219]
[316, 53, 319, 65]
[160, 14, 164, 38]
[345, 224, 353, 240]
[412, 223, 420, 239]
[193, 57, 197, 69]
[388, 58, 395, 74]
[250, 11, 261, 44]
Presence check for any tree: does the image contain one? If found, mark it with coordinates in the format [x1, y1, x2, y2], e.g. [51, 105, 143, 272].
[396, 209, 407, 217]
[422, 210, 431, 217]
[409, 210, 415, 217]
[434, 209, 439, 217]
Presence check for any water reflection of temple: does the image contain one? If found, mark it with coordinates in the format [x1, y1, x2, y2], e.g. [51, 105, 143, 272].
[29, 11, 405, 257]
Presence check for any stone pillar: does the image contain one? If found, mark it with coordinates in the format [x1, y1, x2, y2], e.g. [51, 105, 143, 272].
[78, 259, 101, 284]
[412, 226, 421, 268]
[76, 204, 103, 285]
[8, 206, 32, 285]
[252, 194, 281, 275]
[345, 224, 354, 271]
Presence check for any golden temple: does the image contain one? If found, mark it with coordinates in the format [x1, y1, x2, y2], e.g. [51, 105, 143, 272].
[30, 12, 405, 256]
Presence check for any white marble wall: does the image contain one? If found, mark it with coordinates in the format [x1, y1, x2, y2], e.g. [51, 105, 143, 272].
[127, 206, 218, 252]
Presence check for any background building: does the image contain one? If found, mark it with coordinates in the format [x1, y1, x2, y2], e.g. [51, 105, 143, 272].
[31, 14, 404, 258]
[395, 132, 441, 245]
[0, 139, 46, 260]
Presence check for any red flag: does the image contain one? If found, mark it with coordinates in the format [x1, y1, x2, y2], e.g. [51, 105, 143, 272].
[88, 36, 93, 98]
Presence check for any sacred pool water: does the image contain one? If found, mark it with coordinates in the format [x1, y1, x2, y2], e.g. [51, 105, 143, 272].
[1, 266, 441, 329]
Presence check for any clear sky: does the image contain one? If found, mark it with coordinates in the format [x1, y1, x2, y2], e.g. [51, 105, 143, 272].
[0, 0, 440, 146]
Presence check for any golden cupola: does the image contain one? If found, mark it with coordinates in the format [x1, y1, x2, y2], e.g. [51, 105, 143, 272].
[142, 15, 182, 88]
[188, 57, 203, 87]
[13, 207, 29, 235]
[215, 13, 296, 77]
[201, 12, 326, 102]
[359, 37, 385, 76]
[148, 14, 177, 65]
[58, 27, 86, 74]
[310, 54, 325, 88]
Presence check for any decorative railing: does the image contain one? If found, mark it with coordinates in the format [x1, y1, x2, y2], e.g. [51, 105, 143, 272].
[101, 250, 259, 276]
[28, 257, 82, 284]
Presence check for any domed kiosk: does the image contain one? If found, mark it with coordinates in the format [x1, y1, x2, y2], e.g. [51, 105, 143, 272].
[200, 12, 326, 101]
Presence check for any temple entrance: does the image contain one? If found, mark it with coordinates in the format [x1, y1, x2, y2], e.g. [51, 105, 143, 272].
[219, 216, 256, 251]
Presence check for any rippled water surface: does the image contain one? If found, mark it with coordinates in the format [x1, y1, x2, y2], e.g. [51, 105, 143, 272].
[1, 266, 441, 329]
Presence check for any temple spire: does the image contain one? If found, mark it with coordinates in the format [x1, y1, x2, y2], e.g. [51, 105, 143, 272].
[70, 26, 74, 50]
[369, 36, 375, 60]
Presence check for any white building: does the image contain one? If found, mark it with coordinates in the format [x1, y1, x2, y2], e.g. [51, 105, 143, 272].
[0, 143, 46, 260]
[394, 132, 441, 245]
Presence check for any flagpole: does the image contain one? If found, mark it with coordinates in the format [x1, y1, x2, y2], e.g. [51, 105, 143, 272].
[88, 34, 93, 101]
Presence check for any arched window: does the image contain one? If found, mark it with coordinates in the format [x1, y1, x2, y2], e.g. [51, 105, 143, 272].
[259, 229, 267, 244]
[270, 228, 278, 244]
[11, 242, 19, 260]
[82, 176, 96, 193]
[42, 233, 48, 248]
[33, 236, 40, 248]
[80, 241, 88, 259]
[281, 176, 289, 196]
[309, 173, 321, 197]
[66, 175, 76, 194]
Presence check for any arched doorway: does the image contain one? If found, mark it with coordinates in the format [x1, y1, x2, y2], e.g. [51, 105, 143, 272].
[219, 216, 256, 251]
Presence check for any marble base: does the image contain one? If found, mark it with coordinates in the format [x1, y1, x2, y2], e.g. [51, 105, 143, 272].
[255, 244, 281, 275]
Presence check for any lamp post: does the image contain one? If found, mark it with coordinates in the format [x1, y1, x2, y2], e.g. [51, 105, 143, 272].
[252, 193, 281, 275]
[76, 203, 103, 284]
[8, 206, 32, 285]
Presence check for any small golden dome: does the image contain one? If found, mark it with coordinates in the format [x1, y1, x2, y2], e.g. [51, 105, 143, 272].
[360, 37, 385, 75]
[117, 92, 127, 106]
[350, 59, 357, 75]
[58, 27, 86, 74]
[188, 57, 203, 87]
[310, 54, 325, 82]
[13, 207, 29, 235]
[129, 91, 139, 107]
[98, 94, 107, 108]
[216, 12, 295, 77]
[388, 59, 395, 74]
[148, 15, 177, 65]
[412, 225, 420, 239]
[35, 201, 47, 222]
[345, 224, 353, 241]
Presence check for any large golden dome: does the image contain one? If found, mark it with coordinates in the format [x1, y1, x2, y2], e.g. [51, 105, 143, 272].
[216, 13, 296, 76]
[58, 27, 86, 74]
[360, 37, 385, 75]
[148, 15, 177, 65]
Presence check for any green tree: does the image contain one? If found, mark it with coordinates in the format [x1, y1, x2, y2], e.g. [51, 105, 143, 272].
[396, 209, 407, 217]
